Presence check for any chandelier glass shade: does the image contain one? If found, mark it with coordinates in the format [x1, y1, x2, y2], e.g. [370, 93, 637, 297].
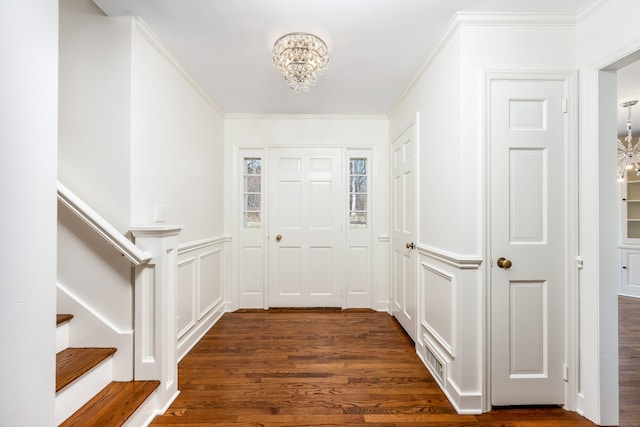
[618, 100, 640, 181]
[272, 32, 329, 93]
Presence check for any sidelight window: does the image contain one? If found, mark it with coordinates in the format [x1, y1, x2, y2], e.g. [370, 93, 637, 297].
[243, 158, 262, 228]
[348, 158, 368, 229]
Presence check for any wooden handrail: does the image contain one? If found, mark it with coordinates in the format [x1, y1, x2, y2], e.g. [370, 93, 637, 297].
[57, 181, 152, 265]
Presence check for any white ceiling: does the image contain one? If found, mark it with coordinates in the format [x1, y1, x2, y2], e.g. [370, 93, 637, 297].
[92, 0, 596, 115]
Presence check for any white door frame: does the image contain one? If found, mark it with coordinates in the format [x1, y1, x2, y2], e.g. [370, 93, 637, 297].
[483, 71, 579, 412]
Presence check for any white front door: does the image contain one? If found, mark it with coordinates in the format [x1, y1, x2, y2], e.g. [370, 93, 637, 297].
[490, 78, 567, 405]
[268, 147, 343, 307]
[391, 124, 417, 341]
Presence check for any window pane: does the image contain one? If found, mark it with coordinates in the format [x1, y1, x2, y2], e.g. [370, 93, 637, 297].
[349, 212, 367, 229]
[349, 158, 367, 175]
[349, 194, 367, 211]
[244, 158, 262, 174]
[349, 176, 367, 193]
[244, 212, 261, 228]
[244, 175, 261, 192]
[244, 194, 261, 210]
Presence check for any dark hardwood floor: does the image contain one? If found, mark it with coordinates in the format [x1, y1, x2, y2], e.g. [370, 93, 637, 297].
[151, 309, 598, 426]
[619, 296, 640, 427]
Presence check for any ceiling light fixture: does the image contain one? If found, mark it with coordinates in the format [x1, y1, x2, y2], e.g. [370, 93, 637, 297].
[272, 32, 329, 93]
[618, 100, 640, 181]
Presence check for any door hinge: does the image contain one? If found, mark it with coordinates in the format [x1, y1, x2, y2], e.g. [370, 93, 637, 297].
[563, 363, 568, 382]
[562, 98, 568, 114]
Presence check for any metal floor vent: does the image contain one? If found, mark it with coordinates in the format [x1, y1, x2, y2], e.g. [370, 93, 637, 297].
[424, 346, 444, 384]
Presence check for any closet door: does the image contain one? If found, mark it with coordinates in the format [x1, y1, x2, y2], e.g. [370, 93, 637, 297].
[391, 125, 417, 341]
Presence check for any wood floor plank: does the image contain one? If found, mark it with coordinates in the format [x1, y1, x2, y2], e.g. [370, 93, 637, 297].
[620, 295, 640, 427]
[150, 310, 597, 426]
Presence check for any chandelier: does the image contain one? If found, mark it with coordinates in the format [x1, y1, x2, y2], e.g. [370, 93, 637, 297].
[618, 100, 640, 181]
[272, 32, 329, 93]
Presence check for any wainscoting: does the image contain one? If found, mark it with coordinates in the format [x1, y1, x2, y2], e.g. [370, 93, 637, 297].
[176, 237, 228, 360]
[416, 246, 483, 414]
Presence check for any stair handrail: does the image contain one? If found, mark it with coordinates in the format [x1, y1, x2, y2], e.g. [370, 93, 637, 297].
[57, 181, 152, 265]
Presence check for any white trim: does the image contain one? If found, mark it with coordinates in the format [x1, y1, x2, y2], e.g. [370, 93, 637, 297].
[177, 257, 197, 340]
[418, 245, 483, 270]
[197, 248, 224, 320]
[575, 0, 610, 22]
[455, 12, 576, 27]
[226, 113, 388, 121]
[178, 236, 229, 254]
[133, 18, 226, 116]
[388, 13, 575, 116]
[57, 282, 132, 335]
[420, 261, 456, 358]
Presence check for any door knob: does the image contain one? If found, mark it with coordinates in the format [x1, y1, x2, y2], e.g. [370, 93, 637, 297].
[406, 242, 415, 250]
[276, 234, 282, 242]
[497, 257, 512, 269]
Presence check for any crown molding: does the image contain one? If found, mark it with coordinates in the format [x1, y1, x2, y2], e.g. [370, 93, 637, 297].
[388, 11, 577, 116]
[575, 0, 610, 23]
[225, 113, 389, 121]
[133, 17, 226, 116]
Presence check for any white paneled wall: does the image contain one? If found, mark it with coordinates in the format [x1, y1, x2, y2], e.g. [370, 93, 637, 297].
[416, 248, 482, 414]
[227, 117, 389, 311]
[176, 238, 227, 361]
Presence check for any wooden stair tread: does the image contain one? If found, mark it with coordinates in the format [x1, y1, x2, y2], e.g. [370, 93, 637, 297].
[56, 347, 117, 392]
[59, 380, 160, 427]
[57, 314, 74, 326]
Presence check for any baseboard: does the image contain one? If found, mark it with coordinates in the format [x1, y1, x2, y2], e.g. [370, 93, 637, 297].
[177, 301, 226, 361]
[123, 388, 180, 427]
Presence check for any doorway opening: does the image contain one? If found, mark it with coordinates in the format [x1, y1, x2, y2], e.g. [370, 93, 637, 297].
[615, 57, 640, 426]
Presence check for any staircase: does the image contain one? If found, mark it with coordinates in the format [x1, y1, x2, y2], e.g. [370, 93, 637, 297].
[55, 314, 159, 426]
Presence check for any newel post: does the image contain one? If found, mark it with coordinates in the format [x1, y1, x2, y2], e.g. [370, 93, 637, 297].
[130, 225, 183, 408]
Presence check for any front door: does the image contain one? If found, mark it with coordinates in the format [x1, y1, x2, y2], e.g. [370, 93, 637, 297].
[490, 78, 567, 405]
[391, 124, 417, 341]
[268, 147, 343, 307]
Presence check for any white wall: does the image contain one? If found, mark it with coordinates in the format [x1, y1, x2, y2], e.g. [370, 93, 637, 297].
[225, 116, 389, 310]
[58, 0, 227, 379]
[128, 20, 227, 357]
[59, 0, 132, 231]
[575, 0, 640, 423]
[130, 21, 226, 243]
[58, 0, 136, 349]
[389, 15, 575, 414]
[0, 0, 58, 425]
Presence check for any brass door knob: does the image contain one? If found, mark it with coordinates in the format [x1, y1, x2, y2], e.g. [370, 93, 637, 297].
[497, 257, 512, 269]
[406, 242, 415, 250]
[276, 234, 282, 242]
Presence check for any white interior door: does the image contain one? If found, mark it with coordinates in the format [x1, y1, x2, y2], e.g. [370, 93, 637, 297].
[391, 125, 417, 341]
[490, 78, 567, 405]
[268, 147, 343, 307]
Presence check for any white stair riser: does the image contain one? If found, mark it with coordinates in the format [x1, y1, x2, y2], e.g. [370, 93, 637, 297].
[56, 322, 70, 353]
[55, 357, 113, 426]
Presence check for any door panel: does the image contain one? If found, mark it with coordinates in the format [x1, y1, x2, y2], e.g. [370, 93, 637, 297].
[391, 125, 417, 341]
[269, 148, 343, 307]
[491, 78, 566, 405]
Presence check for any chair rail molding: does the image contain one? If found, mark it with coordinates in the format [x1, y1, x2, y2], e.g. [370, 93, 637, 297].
[417, 245, 483, 270]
